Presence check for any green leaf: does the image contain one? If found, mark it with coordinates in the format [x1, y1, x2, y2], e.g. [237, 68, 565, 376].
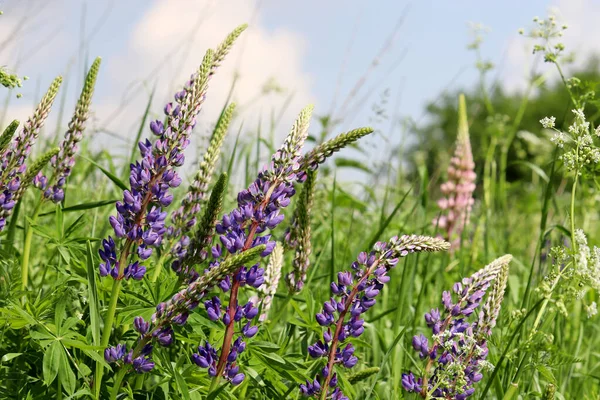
[81, 156, 128, 191]
[39, 199, 118, 216]
[59, 347, 76, 395]
[86, 241, 101, 346]
[43, 341, 62, 386]
[1, 352, 22, 362]
[55, 297, 67, 333]
[173, 367, 191, 400]
[536, 364, 557, 384]
[250, 341, 281, 353]
[510, 160, 549, 182]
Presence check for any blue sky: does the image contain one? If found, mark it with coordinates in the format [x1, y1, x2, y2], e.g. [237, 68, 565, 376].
[1, 0, 590, 169]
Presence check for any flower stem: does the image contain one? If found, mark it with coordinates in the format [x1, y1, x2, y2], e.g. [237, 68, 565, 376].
[570, 174, 578, 253]
[320, 261, 381, 399]
[95, 243, 131, 398]
[214, 278, 241, 379]
[109, 367, 128, 400]
[150, 243, 171, 282]
[21, 198, 43, 293]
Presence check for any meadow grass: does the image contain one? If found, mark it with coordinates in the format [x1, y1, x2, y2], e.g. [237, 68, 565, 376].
[0, 12, 599, 400]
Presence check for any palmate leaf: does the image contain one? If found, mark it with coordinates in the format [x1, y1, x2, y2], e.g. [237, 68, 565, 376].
[43, 341, 61, 386]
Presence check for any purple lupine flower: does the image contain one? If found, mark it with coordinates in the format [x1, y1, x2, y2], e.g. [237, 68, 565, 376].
[168, 103, 235, 275]
[0, 77, 62, 231]
[302, 235, 450, 399]
[119, 103, 374, 385]
[187, 105, 314, 385]
[402, 255, 511, 399]
[98, 53, 213, 281]
[104, 344, 126, 363]
[40, 58, 101, 203]
[433, 94, 476, 250]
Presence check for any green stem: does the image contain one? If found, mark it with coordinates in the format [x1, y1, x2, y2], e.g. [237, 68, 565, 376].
[21, 198, 43, 292]
[531, 265, 566, 333]
[95, 244, 130, 398]
[208, 376, 220, 393]
[57, 373, 63, 400]
[570, 174, 578, 252]
[150, 245, 170, 282]
[109, 368, 128, 400]
[483, 137, 497, 260]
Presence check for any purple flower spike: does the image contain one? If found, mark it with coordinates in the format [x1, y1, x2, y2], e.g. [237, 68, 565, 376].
[402, 255, 512, 399]
[302, 235, 450, 398]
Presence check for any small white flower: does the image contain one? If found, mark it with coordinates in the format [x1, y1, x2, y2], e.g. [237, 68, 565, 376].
[586, 302, 597, 318]
[540, 116, 556, 129]
[550, 131, 566, 148]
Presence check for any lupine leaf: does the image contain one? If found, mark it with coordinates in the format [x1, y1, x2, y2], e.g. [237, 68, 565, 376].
[43, 341, 61, 385]
[86, 241, 100, 346]
[81, 156, 128, 191]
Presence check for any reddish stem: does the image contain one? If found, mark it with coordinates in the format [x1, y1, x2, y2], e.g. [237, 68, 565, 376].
[213, 181, 279, 380]
[320, 260, 381, 395]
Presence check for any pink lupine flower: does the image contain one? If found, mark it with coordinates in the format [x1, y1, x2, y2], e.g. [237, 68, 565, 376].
[434, 94, 476, 249]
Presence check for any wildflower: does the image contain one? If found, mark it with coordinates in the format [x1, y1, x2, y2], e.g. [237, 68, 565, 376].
[573, 229, 600, 291]
[190, 104, 315, 385]
[585, 302, 597, 319]
[169, 103, 235, 276]
[434, 94, 476, 249]
[40, 57, 101, 203]
[402, 255, 512, 399]
[99, 49, 214, 280]
[302, 235, 450, 399]
[540, 116, 556, 129]
[118, 115, 374, 384]
[0, 77, 62, 231]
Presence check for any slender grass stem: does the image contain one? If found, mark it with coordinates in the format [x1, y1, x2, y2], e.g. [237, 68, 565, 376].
[21, 197, 43, 293]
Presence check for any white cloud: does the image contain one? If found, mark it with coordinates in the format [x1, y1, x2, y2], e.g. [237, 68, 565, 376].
[0, 0, 315, 169]
[99, 0, 315, 160]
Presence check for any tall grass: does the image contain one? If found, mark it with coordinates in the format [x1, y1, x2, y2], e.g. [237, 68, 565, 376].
[0, 10, 599, 400]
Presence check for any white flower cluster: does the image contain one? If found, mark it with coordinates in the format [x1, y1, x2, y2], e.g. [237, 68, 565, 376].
[542, 109, 600, 173]
[574, 229, 600, 291]
[540, 116, 556, 129]
[585, 302, 598, 319]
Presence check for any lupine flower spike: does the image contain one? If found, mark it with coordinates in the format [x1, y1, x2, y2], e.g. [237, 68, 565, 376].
[99, 48, 216, 281]
[35, 57, 101, 202]
[434, 94, 476, 249]
[402, 254, 512, 399]
[192, 104, 315, 386]
[0, 77, 62, 231]
[98, 27, 246, 394]
[0, 120, 19, 155]
[301, 235, 450, 399]
[169, 102, 236, 277]
[108, 111, 374, 389]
